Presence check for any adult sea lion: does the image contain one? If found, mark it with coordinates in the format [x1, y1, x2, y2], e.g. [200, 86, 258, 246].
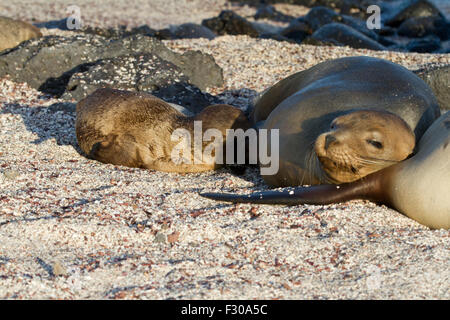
[0, 16, 42, 52]
[76, 88, 250, 172]
[200, 111, 450, 229]
[251, 56, 440, 187]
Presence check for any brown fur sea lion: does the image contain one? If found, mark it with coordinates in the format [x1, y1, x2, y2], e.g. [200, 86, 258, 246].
[0, 16, 42, 52]
[251, 56, 440, 187]
[76, 88, 250, 172]
[200, 111, 450, 229]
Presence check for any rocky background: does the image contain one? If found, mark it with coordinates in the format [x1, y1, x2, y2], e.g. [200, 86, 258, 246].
[0, 0, 449, 299]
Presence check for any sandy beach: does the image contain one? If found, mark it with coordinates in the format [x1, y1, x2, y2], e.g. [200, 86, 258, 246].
[0, 0, 449, 299]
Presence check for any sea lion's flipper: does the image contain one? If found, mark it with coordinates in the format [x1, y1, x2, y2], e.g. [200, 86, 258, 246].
[200, 182, 371, 205]
[89, 134, 143, 168]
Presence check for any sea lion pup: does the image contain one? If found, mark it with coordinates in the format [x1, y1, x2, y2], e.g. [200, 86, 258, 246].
[76, 88, 250, 172]
[250, 56, 440, 187]
[200, 112, 450, 229]
[0, 16, 42, 52]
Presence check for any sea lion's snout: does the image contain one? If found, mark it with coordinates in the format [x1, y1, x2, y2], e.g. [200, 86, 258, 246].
[324, 134, 337, 150]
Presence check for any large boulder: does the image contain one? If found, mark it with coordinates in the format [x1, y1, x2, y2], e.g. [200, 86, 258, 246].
[0, 34, 223, 98]
[303, 7, 379, 40]
[305, 23, 386, 50]
[61, 53, 188, 101]
[398, 16, 450, 40]
[406, 36, 441, 52]
[384, 0, 444, 27]
[254, 5, 296, 23]
[202, 10, 261, 37]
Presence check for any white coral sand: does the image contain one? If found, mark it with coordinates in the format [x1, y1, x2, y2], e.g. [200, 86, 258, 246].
[0, 0, 449, 300]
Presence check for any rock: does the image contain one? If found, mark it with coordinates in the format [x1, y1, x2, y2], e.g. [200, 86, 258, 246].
[154, 232, 167, 243]
[154, 28, 174, 40]
[202, 10, 260, 37]
[229, 0, 362, 14]
[376, 25, 397, 36]
[2, 170, 20, 180]
[82, 25, 156, 39]
[171, 23, 216, 40]
[414, 65, 450, 110]
[62, 52, 219, 112]
[151, 83, 220, 114]
[156, 23, 216, 40]
[279, 19, 311, 42]
[438, 40, 450, 53]
[81, 25, 128, 38]
[0, 34, 223, 97]
[337, 14, 379, 41]
[398, 16, 450, 40]
[52, 261, 68, 276]
[254, 5, 295, 23]
[377, 36, 402, 48]
[305, 23, 386, 51]
[303, 6, 339, 31]
[0, 16, 42, 52]
[302, 7, 378, 40]
[167, 231, 180, 244]
[384, 0, 444, 27]
[406, 36, 441, 52]
[61, 53, 188, 101]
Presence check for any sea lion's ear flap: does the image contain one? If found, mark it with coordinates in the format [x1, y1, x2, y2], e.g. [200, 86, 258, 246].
[89, 134, 142, 168]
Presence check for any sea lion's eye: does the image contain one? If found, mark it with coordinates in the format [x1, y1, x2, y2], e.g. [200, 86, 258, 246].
[330, 122, 337, 130]
[367, 139, 383, 149]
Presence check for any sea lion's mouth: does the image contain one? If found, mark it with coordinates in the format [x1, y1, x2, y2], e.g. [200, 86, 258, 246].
[317, 155, 365, 183]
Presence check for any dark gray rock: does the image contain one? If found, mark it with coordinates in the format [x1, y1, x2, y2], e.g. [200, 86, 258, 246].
[279, 19, 312, 42]
[81, 25, 156, 39]
[398, 16, 450, 40]
[305, 23, 386, 51]
[303, 6, 338, 30]
[81, 25, 129, 38]
[376, 25, 397, 36]
[156, 23, 216, 40]
[61, 53, 188, 101]
[414, 64, 450, 110]
[154, 28, 174, 40]
[406, 36, 441, 52]
[377, 36, 402, 48]
[0, 34, 223, 97]
[63, 54, 216, 113]
[384, 0, 444, 27]
[202, 10, 260, 37]
[228, 0, 363, 15]
[302, 7, 378, 40]
[152, 83, 220, 114]
[172, 23, 216, 39]
[337, 15, 379, 41]
[254, 5, 295, 23]
[438, 40, 450, 53]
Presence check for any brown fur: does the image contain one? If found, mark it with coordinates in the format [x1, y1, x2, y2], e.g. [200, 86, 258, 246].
[314, 110, 415, 183]
[0, 16, 42, 51]
[76, 88, 251, 172]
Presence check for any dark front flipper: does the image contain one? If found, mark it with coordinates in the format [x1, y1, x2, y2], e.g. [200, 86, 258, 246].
[200, 177, 380, 206]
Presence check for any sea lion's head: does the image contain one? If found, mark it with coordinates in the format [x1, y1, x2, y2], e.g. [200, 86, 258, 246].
[314, 110, 415, 183]
[195, 104, 251, 134]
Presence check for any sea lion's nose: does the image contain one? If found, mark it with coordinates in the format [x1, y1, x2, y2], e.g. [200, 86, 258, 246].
[324, 134, 337, 150]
